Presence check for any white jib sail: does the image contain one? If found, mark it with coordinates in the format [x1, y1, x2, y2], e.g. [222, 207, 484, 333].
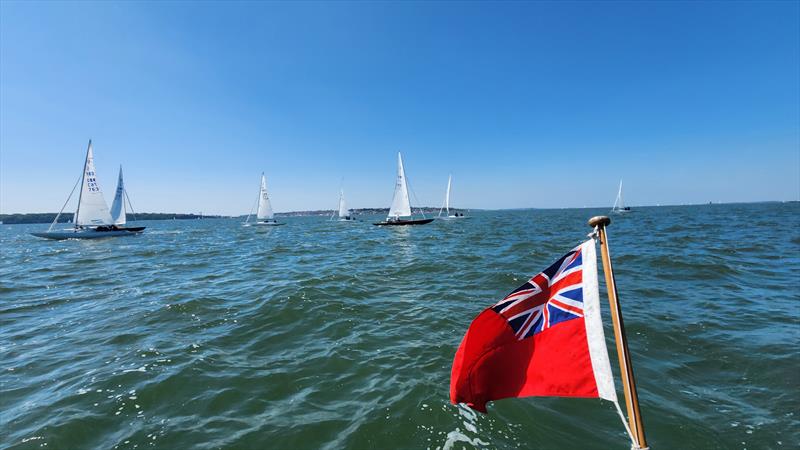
[110, 166, 126, 225]
[75, 141, 113, 226]
[387, 152, 411, 218]
[445, 174, 452, 215]
[338, 189, 348, 218]
[613, 179, 624, 211]
[257, 173, 274, 220]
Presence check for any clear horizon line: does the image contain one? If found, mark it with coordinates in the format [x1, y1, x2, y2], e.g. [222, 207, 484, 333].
[1, 199, 796, 217]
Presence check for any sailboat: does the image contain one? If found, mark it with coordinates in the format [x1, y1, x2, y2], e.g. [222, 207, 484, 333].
[611, 179, 631, 213]
[333, 189, 356, 221]
[243, 173, 284, 226]
[31, 140, 145, 240]
[110, 166, 136, 225]
[437, 174, 467, 219]
[374, 152, 434, 226]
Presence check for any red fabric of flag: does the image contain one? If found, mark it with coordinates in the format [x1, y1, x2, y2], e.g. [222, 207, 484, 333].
[450, 241, 617, 412]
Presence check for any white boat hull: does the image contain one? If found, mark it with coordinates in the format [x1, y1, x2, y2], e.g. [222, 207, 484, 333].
[252, 221, 284, 226]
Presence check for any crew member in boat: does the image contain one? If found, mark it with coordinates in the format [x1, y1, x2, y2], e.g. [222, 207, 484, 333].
[95, 224, 122, 231]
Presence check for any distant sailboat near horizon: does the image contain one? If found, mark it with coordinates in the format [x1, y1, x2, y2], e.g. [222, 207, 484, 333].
[243, 173, 284, 226]
[611, 179, 632, 213]
[332, 189, 356, 221]
[437, 174, 467, 220]
[31, 140, 146, 240]
[374, 152, 434, 226]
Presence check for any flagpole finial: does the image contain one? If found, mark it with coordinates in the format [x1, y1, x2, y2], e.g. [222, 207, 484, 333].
[588, 215, 611, 228]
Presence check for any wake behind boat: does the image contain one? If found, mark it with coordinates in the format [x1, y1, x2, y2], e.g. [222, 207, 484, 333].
[243, 173, 285, 226]
[31, 140, 145, 240]
[374, 152, 433, 226]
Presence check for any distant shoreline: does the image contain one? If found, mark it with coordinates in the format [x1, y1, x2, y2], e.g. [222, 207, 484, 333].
[0, 212, 226, 225]
[1, 201, 795, 224]
[0, 208, 466, 224]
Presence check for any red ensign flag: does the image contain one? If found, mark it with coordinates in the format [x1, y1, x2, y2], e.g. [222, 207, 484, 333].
[450, 240, 617, 412]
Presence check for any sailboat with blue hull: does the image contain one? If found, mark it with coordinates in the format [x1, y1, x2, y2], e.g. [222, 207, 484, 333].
[31, 140, 145, 240]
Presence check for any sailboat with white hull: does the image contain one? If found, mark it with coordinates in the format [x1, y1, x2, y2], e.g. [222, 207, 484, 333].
[374, 152, 434, 226]
[31, 140, 145, 240]
[611, 179, 631, 213]
[438, 174, 467, 219]
[243, 173, 284, 226]
[333, 189, 356, 221]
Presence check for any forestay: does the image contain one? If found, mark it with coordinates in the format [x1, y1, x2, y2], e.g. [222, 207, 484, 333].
[387, 152, 411, 218]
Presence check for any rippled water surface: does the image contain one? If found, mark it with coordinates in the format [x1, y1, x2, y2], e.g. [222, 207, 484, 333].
[2, 203, 799, 449]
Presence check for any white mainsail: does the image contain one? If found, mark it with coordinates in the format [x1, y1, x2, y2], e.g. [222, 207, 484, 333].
[110, 166, 126, 225]
[387, 152, 411, 219]
[256, 173, 274, 220]
[445, 174, 452, 215]
[612, 179, 625, 212]
[74, 141, 113, 226]
[338, 189, 349, 218]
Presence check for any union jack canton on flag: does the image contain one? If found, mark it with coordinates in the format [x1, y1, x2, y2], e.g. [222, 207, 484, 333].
[492, 247, 585, 340]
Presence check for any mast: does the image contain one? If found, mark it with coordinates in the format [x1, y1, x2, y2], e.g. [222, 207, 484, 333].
[73, 140, 92, 229]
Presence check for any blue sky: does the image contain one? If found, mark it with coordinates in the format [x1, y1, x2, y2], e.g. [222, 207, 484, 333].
[1, 1, 798, 215]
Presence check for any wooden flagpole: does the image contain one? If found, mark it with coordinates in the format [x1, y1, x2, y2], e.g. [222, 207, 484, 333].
[588, 215, 648, 449]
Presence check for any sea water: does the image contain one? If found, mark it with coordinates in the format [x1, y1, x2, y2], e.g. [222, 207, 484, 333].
[1, 203, 798, 449]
